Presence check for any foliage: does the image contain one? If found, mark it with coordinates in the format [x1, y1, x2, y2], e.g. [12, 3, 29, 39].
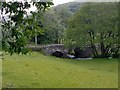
[64, 2, 119, 58]
[0, 0, 53, 55]
[35, 2, 82, 44]
[38, 8, 64, 44]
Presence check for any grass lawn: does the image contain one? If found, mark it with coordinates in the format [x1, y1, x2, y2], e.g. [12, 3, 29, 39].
[0, 58, 2, 89]
[2, 52, 118, 88]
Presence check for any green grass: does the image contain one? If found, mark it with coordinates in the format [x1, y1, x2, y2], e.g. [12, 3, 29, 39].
[2, 52, 118, 88]
[0, 58, 2, 89]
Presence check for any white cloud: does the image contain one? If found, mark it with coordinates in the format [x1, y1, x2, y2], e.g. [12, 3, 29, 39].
[74, 0, 119, 2]
[53, 0, 74, 6]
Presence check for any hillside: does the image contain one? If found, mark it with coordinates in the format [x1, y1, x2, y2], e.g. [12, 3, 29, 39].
[45, 2, 82, 28]
[52, 2, 82, 27]
[0, 18, 2, 39]
[37, 2, 82, 44]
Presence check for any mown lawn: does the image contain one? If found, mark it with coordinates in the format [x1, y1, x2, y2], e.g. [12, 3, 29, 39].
[0, 58, 2, 89]
[2, 52, 118, 88]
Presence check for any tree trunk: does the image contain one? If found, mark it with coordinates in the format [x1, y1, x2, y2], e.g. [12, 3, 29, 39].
[35, 34, 37, 46]
[90, 43, 99, 58]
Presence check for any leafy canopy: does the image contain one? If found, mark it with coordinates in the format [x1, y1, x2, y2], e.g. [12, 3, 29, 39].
[0, 0, 53, 55]
[64, 2, 119, 58]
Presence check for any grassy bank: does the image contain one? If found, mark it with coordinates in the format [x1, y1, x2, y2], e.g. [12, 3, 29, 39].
[2, 52, 118, 88]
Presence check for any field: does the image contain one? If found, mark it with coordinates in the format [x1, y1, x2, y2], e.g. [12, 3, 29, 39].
[0, 57, 2, 89]
[2, 52, 118, 88]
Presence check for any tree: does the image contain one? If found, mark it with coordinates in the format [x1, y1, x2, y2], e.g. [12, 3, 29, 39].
[35, 2, 82, 44]
[0, 0, 53, 55]
[34, 7, 66, 44]
[42, 8, 64, 44]
[64, 2, 119, 58]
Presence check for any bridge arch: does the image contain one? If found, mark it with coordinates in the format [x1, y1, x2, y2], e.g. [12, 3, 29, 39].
[41, 44, 68, 55]
[51, 51, 64, 58]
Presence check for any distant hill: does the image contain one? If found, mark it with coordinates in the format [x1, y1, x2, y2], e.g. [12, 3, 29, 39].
[45, 2, 82, 28]
[36, 2, 83, 44]
[0, 18, 2, 39]
[35, 2, 84, 44]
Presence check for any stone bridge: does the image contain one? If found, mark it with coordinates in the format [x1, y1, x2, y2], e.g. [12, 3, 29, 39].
[28, 44, 68, 55]
[28, 44, 93, 58]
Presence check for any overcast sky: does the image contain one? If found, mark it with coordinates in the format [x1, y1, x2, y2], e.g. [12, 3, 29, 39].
[5, 0, 119, 6]
[53, 0, 74, 6]
[53, 0, 119, 6]
[4, 0, 120, 12]
[53, 0, 119, 5]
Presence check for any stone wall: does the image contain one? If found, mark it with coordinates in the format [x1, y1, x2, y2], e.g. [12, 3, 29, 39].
[28, 44, 94, 58]
[74, 47, 93, 58]
[28, 44, 68, 55]
[41, 44, 68, 55]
